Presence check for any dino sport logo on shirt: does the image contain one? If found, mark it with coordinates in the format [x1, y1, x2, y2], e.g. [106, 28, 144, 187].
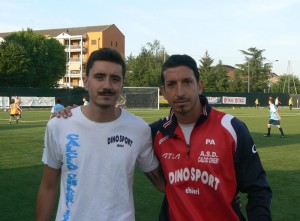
[107, 134, 133, 148]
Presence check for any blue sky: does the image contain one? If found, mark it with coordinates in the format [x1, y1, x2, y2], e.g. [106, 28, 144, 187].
[1, 0, 300, 77]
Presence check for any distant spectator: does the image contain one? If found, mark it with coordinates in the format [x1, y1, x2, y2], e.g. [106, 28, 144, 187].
[289, 97, 293, 110]
[14, 96, 22, 118]
[82, 97, 89, 106]
[9, 99, 22, 124]
[275, 97, 281, 109]
[255, 98, 260, 109]
[50, 98, 64, 119]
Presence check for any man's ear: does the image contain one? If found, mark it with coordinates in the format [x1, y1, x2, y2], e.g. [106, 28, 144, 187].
[160, 85, 166, 99]
[198, 80, 204, 95]
[83, 76, 88, 91]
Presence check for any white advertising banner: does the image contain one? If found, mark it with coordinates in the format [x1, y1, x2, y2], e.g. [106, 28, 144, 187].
[207, 96, 222, 104]
[0, 96, 10, 109]
[11, 96, 55, 107]
[222, 96, 246, 105]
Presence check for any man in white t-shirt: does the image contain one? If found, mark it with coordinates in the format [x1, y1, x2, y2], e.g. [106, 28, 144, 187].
[36, 48, 165, 221]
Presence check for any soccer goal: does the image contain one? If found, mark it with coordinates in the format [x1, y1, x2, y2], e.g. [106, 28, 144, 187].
[117, 87, 160, 109]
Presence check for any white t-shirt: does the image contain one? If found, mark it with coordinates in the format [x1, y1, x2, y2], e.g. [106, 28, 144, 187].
[43, 107, 159, 221]
[270, 104, 279, 120]
[178, 123, 195, 145]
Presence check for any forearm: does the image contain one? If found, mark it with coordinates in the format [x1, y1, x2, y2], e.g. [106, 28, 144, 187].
[145, 165, 166, 192]
[36, 184, 58, 221]
[36, 165, 60, 221]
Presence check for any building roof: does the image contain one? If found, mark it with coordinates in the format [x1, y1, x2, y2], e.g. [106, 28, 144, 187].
[0, 24, 114, 38]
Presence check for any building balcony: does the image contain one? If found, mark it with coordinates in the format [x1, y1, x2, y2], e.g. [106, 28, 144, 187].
[65, 45, 87, 52]
[69, 57, 87, 63]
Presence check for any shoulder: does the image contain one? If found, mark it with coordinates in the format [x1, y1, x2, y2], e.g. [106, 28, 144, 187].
[121, 109, 149, 127]
[149, 118, 168, 140]
[217, 112, 249, 141]
[48, 107, 81, 126]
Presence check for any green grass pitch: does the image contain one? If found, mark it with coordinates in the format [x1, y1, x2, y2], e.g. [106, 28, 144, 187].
[0, 106, 299, 220]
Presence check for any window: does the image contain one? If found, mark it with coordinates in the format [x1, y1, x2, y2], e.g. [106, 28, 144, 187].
[115, 41, 118, 47]
[91, 40, 96, 45]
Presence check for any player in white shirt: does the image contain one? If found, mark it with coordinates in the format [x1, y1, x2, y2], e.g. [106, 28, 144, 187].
[264, 97, 285, 138]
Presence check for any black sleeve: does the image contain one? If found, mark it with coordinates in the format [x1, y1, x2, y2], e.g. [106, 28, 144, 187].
[159, 195, 170, 221]
[232, 117, 272, 221]
[150, 120, 161, 142]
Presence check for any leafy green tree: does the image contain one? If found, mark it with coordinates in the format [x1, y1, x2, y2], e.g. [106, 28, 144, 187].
[0, 29, 66, 87]
[126, 40, 165, 87]
[199, 51, 228, 92]
[212, 60, 229, 92]
[272, 74, 299, 94]
[199, 51, 215, 92]
[238, 47, 270, 92]
[0, 42, 30, 86]
[227, 70, 247, 92]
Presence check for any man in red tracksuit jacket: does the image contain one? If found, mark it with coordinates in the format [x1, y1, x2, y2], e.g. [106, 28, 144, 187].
[150, 54, 272, 221]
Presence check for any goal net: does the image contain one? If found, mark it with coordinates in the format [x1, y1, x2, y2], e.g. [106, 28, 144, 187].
[117, 87, 160, 109]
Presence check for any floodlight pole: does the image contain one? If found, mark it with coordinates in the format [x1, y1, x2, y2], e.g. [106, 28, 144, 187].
[247, 62, 250, 93]
[263, 58, 279, 93]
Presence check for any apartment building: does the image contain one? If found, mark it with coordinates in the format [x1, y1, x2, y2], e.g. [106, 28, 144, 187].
[0, 24, 125, 87]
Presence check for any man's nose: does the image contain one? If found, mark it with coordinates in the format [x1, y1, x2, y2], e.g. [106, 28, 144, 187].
[175, 83, 185, 97]
[102, 78, 113, 88]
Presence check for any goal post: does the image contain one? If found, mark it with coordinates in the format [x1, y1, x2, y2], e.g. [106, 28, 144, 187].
[117, 87, 160, 109]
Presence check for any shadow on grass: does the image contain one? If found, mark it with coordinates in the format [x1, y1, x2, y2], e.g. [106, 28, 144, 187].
[250, 132, 300, 148]
[240, 170, 300, 221]
[0, 165, 44, 221]
[0, 122, 47, 131]
[0, 166, 299, 221]
[267, 170, 300, 221]
[0, 165, 163, 221]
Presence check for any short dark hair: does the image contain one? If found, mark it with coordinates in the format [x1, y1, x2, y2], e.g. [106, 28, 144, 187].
[86, 48, 126, 78]
[161, 54, 200, 85]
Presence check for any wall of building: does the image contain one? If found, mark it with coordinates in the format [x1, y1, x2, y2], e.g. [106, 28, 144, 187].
[102, 24, 125, 57]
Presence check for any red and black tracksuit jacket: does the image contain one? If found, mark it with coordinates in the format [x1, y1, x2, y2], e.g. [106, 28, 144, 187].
[150, 95, 272, 221]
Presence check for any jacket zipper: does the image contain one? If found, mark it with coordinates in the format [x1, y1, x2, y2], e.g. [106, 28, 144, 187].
[186, 144, 190, 157]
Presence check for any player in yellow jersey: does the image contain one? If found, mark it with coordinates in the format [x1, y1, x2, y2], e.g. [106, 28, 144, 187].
[9, 99, 22, 124]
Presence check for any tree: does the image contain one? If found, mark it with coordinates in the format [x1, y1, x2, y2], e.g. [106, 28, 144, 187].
[238, 47, 270, 92]
[199, 51, 228, 92]
[0, 42, 30, 86]
[199, 51, 215, 92]
[227, 71, 247, 92]
[272, 74, 299, 94]
[212, 60, 229, 92]
[126, 40, 165, 87]
[0, 29, 66, 87]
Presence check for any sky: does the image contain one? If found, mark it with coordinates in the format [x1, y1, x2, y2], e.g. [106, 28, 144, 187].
[1, 0, 300, 78]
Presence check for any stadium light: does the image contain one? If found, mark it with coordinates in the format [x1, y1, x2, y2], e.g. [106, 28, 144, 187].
[247, 62, 250, 93]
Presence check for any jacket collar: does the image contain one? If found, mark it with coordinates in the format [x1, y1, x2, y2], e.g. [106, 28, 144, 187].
[160, 95, 211, 137]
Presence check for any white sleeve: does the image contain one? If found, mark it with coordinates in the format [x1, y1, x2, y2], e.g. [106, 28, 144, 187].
[42, 121, 63, 169]
[136, 126, 159, 173]
[270, 105, 277, 113]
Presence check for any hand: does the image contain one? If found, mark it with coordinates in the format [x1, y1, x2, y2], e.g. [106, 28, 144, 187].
[235, 194, 242, 209]
[56, 104, 78, 118]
